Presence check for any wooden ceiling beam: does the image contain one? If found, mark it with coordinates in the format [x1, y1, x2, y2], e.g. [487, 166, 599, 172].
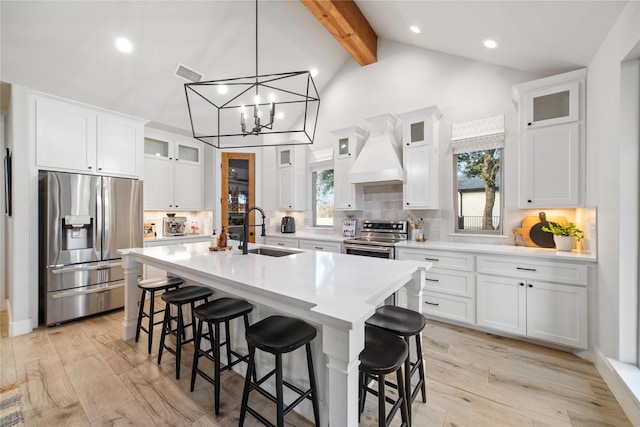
[300, 0, 377, 66]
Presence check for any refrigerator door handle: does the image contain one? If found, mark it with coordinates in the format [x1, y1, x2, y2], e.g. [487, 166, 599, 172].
[50, 282, 124, 299]
[47, 261, 122, 274]
[96, 176, 103, 258]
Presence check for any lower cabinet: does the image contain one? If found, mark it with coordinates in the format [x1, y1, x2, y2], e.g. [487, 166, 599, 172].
[396, 247, 476, 325]
[265, 236, 342, 253]
[298, 239, 342, 253]
[396, 247, 591, 349]
[477, 274, 587, 348]
[264, 237, 299, 249]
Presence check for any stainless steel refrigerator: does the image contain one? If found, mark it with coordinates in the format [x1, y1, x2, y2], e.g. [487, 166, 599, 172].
[39, 171, 142, 326]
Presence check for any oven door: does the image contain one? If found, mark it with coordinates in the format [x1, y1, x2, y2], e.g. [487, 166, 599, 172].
[342, 243, 394, 259]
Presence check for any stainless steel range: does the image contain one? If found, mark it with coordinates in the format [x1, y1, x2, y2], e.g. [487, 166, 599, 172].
[342, 220, 408, 259]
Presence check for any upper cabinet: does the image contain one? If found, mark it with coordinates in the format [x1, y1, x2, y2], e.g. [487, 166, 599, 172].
[513, 69, 586, 208]
[332, 126, 365, 210]
[276, 146, 306, 211]
[143, 131, 203, 210]
[399, 106, 442, 210]
[34, 95, 144, 178]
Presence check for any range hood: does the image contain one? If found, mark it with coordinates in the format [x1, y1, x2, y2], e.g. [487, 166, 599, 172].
[349, 114, 403, 185]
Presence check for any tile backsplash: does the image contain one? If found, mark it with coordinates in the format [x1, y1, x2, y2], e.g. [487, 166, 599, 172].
[268, 184, 597, 253]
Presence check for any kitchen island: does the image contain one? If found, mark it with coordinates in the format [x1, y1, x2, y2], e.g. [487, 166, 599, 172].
[120, 241, 428, 427]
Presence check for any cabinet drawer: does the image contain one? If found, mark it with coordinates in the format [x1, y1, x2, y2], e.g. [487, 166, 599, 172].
[265, 237, 299, 249]
[424, 269, 475, 297]
[477, 256, 587, 285]
[397, 248, 475, 272]
[423, 291, 475, 324]
[299, 240, 342, 253]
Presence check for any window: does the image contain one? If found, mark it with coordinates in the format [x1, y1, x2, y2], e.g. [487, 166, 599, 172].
[312, 169, 334, 227]
[451, 115, 505, 234]
[454, 149, 502, 233]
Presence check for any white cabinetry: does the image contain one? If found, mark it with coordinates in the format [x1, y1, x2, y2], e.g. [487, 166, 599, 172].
[477, 255, 588, 348]
[513, 69, 585, 208]
[298, 239, 342, 253]
[399, 106, 442, 209]
[276, 146, 306, 211]
[265, 236, 299, 249]
[331, 126, 365, 210]
[143, 131, 203, 211]
[34, 96, 143, 178]
[396, 247, 476, 324]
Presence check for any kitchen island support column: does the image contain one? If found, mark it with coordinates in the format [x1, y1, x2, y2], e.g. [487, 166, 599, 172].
[323, 323, 365, 427]
[122, 255, 140, 340]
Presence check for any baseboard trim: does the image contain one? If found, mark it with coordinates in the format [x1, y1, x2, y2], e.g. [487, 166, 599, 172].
[595, 348, 640, 427]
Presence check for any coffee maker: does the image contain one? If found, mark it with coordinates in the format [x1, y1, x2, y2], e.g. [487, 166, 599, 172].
[163, 214, 187, 236]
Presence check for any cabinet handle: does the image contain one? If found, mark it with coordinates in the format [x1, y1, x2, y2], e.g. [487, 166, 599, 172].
[406, 202, 410, 205]
[314, 246, 323, 250]
[169, 157, 173, 160]
[98, 167, 102, 171]
[277, 243, 285, 246]
[527, 122, 532, 126]
[425, 301, 439, 306]
[88, 166, 92, 170]
[347, 204, 351, 207]
[425, 277, 439, 282]
[527, 199, 532, 203]
[516, 267, 536, 272]
[406, 142, 410, 146]
[528, 284, 533, 288]
[424, 257, 439, 262]
[519, 282, 525, 286]
[348, 153, 351, 156]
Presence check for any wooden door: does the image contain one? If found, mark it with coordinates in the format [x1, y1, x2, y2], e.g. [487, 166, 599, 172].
[221, 153, 256, 243]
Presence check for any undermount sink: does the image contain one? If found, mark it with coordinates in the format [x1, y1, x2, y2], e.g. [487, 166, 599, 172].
[247, 247, 302, 257]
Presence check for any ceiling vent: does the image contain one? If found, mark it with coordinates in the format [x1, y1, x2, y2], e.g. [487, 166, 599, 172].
[175, 64, 202, 82]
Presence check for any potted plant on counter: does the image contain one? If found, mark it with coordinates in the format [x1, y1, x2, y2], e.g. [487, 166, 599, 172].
[541, 222, 584, 251]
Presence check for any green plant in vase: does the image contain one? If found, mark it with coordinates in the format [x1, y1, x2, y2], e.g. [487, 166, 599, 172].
[541, 222, 584, 251]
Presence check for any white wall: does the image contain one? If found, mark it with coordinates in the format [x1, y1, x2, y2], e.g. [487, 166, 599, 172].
[586, 0, 640, 361]
[262, 39, 540, 240]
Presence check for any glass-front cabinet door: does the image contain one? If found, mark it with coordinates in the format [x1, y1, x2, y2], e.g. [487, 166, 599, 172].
[221, 153, 255, 243]
[525, 81, 579, 128]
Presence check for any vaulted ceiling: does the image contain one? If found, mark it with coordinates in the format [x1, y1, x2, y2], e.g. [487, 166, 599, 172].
[0, 1, 628, 133]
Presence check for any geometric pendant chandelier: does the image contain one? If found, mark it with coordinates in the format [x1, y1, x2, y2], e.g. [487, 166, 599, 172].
[184, 0, 320, 149]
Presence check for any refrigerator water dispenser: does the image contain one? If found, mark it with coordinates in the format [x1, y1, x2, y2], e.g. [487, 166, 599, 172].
[62, 215, 94, 250]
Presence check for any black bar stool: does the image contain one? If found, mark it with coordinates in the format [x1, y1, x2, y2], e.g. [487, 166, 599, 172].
[157, 285, 213, 379]
[365, 305, 427, 422]
[190, 297, 254, 415]
[135, 276, 184, 354]
[359, 326, 410, 427]
[239, 315, 320, 427]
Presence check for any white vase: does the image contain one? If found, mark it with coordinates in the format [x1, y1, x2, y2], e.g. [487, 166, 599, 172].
[554, 235, 574, 251]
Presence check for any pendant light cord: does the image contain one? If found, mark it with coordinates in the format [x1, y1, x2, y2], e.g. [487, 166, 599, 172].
[255, 0, 259, 94]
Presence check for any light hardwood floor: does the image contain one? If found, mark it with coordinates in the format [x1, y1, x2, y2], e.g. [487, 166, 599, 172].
[0, 307, 632, 426]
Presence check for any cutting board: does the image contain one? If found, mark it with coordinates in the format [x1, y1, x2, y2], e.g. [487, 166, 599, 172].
[513, 213, 568, 247]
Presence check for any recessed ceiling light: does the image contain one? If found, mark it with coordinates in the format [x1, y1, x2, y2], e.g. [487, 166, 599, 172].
[310, 68, 318, 78]
[409, 25, 421, 34]
[115, 37, 133, 53]
[483, 39, 498, 49]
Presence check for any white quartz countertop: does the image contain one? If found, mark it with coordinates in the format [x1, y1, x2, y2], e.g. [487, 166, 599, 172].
[396, 240, 597, 262]
[121, 241, 428, 328]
